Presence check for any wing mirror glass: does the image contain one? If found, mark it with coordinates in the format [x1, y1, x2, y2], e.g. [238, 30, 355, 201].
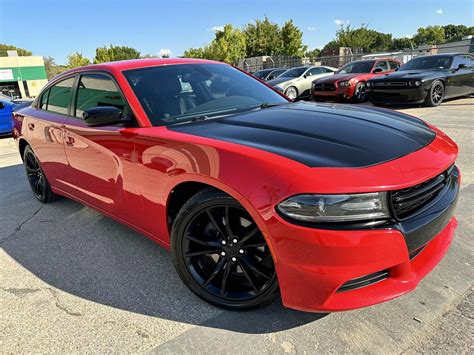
[456, 63, 467, 70]
[83, 106, 133, 127]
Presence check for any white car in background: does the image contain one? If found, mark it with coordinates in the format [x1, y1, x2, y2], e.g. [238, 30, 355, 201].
[267, 66, 336, 100]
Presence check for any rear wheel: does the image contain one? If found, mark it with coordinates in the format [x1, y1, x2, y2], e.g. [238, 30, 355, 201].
[171, 189, 278, 310]
[424, 80, 444, 107]
[23, 145, 56, 203]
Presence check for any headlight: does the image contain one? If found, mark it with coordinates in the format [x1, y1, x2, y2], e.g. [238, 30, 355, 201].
[409, 80, 422, 87]
[276, 192, 390, 223]
[338, 80, 352, 87]
[366, 81, 371, 87]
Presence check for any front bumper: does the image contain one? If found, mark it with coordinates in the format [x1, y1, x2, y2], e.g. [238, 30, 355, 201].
[368, 86, 427, 104]
[311, 85, 355, 99]
[269, 167, 459, 312]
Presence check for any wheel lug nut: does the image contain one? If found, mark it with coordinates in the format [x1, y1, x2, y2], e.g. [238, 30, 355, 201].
[231, 257, 237, 262]
[221, 240, 226, 245]
[239, 249, 244, 254]
[232, 238, 238, 243]
[221, 251, 226, 256]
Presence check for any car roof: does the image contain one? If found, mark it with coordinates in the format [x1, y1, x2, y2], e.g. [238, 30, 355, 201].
[58, 58, 224, 77]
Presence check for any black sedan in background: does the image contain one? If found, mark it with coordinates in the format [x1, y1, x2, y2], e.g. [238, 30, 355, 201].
[252, 68, 286, 81]
[367, 53, 474, 106]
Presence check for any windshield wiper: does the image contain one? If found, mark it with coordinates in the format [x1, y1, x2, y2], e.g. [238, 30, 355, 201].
[258, 102, 289, 109]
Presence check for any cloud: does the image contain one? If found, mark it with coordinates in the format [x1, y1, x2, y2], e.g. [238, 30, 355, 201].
[334, 19, 350, 26]
[207, 26, 224, 32]
[435, 8, 443, 15]
[307, 26, 317, 31]
[159, 49, 172, 57]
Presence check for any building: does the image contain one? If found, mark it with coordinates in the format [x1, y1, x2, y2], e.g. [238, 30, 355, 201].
[0, 52, 48, 99]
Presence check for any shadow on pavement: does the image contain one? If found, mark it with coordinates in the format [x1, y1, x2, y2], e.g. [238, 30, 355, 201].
[1, 164, 325, 334]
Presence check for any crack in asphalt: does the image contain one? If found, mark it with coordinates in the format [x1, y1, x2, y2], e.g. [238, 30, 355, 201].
[0, 204, 44, 245]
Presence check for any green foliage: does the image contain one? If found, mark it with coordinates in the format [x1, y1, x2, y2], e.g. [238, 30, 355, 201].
[209, 24, 247, 63]
[43, 56, 67, 79]
[66, 52, 91, 69]
[93, 45, 141, 64]
[442, 24, 474, 42]
[305, 48, 321, 58]
[391, 37, 414, 50]
[0, 44, 32, 56]
[244, 17, 282, 57]
[334, 24, 393, 52]
[412, 26, 445, 45]
[280, 20, 307, 56]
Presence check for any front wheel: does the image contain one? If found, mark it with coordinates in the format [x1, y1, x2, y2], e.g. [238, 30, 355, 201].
[284, 86, 298, 100]
[171, 189, 279, 310]
[424, 80, 444, 107]
[353, 82, 367, 103]
[23, 145, 56, 203]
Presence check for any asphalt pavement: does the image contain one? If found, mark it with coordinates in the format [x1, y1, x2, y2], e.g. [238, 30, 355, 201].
[0, 98, 472, 353]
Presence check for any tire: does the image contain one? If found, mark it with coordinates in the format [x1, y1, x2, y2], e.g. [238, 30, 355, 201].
[23, 145, 57, 203]
[171, 189, 279, 310]
[353, 82, 367, 103]
[424, 80, 445, 107]
[284, 86, 298, 100]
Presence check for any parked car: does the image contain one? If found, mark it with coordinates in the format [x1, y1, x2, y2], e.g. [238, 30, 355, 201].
[267, 66, 336, 99]
[13, 58, 459, 312]
[311, 58, 401, 102]
[367, 53, 474, 106]
[252, 68, 285, 81]
[0, 94, 32, 135]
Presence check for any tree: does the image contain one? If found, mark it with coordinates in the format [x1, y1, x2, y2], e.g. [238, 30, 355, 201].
[334, 24, 393, 52]
[0, 44, 32, 56]
[244, 17, 282, 57]
[392, 37, 413, 50]
[280, 20, 307, 56]
[305, 48, 321, 58]
[443, 24, 474, 42]
[66, 52, 91, 69]
[93, 45, 140, 63]
[208, 24, 247, 63]
[412, 26, 445, 46]
[43, 56, 67, 79]
[183, 47, 208, 59]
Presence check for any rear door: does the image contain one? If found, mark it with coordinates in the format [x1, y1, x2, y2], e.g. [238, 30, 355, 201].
[23, 77, 74, 190]
[61, 72, 145, 225]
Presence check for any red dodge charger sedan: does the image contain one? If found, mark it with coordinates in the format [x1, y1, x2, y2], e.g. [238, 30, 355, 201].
[13, 58, 459, 312]
[312, 58, 401, 102]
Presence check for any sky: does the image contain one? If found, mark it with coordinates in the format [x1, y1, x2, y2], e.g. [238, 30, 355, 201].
[0, 0, 473, 64]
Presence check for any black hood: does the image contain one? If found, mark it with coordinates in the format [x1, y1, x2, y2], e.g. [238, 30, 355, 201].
[169, 102, 435, 168]
[372, 69, 447, 81]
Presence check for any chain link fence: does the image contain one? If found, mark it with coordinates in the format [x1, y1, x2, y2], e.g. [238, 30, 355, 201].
[237, 41, 474, 73]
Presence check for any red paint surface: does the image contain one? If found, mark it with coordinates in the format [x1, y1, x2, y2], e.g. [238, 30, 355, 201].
[13, 58, 458, 312]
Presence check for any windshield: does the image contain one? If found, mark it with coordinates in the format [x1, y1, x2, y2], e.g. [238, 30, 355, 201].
[123, 63, 287, 126]
[399, 56, 453, 71]
[279, 67, 308, 78]
[337, 61, 375, 74]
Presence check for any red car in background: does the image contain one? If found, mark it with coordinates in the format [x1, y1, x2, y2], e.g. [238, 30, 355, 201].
[12, 58, 459, 312]
[312, 58, 401, 102]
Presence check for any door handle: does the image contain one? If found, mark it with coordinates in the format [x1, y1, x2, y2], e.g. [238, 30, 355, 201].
[65, 136, 75, 146]
[27, 123, 35, 131]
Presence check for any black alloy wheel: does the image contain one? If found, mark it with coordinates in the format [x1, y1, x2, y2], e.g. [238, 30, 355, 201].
[425, 80, 444, 107]
[23, 145, 56, 203]
[171, 189, 278, 310]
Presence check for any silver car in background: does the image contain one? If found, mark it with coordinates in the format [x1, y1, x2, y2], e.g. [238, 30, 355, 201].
[267, 66, 336, 99]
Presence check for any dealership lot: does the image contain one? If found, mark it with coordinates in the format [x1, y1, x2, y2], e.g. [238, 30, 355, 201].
[0, 99, 473, 353]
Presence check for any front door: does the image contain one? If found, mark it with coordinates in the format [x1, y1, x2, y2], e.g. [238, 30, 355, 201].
[62, 72, 144, 226]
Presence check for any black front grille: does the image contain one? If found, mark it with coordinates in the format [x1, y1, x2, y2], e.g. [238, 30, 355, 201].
[391, 166, 455, 220]
[337, 270, 389, 292]
[313, 83, 336, 91]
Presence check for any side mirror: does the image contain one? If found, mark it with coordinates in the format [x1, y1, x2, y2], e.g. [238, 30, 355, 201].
[372, 68, 383, 74]
[0, 102, 4, 109]
[83, 106, 132, 127]
[457, 63, 467, 70]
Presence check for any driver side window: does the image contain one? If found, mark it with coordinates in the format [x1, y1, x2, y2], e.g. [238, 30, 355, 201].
[374, 61, 389, 72]
[74, 74, 128, 119]
[307, 68, 322, 76]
